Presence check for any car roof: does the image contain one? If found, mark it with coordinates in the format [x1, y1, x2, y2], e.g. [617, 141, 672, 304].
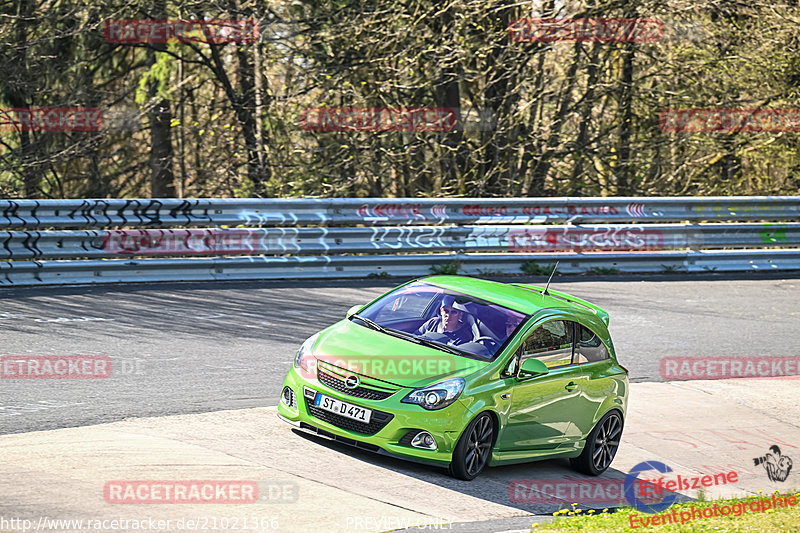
[421, 275, 610, 326]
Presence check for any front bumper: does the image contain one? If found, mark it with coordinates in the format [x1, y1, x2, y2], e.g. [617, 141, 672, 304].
[277, 365, 469, 465]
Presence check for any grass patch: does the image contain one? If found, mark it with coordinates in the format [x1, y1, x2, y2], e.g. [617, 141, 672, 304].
[530, 491, 800, 532]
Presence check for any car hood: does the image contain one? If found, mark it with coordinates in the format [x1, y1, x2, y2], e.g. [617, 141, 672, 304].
[311, 319, 489, 389]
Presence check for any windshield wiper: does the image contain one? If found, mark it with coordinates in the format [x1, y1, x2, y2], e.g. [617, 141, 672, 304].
[350, 313, 389, 333]
[351, 315, 425, 347]
[351, 314, 464, 356]
[413, 336, 464, 356]
[381, 328, 463, 356]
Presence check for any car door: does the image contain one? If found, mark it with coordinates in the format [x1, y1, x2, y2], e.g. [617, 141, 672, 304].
[497, 319, 582, 452]
[566, 322, 616, 438]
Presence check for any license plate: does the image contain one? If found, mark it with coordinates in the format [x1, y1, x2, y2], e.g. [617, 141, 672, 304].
[314, 393, 372, 423]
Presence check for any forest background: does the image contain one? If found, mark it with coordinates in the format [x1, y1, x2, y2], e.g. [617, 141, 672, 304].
[2, 0, 799, 200]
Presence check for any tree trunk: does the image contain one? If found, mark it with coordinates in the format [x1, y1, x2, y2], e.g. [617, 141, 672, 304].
[8, 0, 37, 197]
[432, 3, 467, 195]
[616, 41, 635, 195]
[571, 43, 602, 194]
[147, 0, 175, 198]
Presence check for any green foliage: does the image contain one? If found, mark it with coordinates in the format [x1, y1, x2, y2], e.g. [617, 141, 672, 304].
[3, 0, 800, 198]
[430, 260, 461, 275]
[135, 52, 174, 107]
[521, 262, 556, 276]
[534, 492, 800, 533]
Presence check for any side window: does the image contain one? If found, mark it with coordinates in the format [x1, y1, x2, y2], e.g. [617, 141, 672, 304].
[502, 355, 519, 377]
[519, 320, 574, 369]
[574, 324, 610, 364]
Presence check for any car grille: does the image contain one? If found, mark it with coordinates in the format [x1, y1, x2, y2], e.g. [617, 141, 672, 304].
[318, 369, 396, 400]
[305, 397, 394, 436]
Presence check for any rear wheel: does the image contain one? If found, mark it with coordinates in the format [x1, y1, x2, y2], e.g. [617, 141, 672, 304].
[570, 410, 623, 476]
[448, 412, 494, 480]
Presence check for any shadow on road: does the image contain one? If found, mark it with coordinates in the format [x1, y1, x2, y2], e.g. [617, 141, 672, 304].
[290, 427, 692, 516]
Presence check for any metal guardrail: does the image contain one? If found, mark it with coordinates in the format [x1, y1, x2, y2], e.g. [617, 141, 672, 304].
[2, 196, 799, 228]
[2, 250, 798, 286]
[1, 223, 798, 260]
[0, 196, 798, 286]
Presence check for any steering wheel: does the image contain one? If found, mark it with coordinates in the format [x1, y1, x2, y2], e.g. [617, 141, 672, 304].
[474, 336, 499, 349]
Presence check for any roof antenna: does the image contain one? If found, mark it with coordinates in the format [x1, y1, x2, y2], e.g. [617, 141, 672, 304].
[542, 261, 560, 296]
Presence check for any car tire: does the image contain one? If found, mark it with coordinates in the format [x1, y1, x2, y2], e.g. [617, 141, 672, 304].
[448, 412, 494, 481]
[570, 410, 624, 476]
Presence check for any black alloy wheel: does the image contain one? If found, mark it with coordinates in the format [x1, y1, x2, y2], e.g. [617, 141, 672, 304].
[570, 410, 623, 476]
[449, 412, 494, 480]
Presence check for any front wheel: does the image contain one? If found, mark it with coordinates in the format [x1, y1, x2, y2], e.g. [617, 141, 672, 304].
[570, 410, 623, 476]
[448, 412, 494, 480]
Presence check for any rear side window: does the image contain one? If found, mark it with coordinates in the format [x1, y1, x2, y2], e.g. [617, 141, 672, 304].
[519, 320, 574, 369]
[574, 324, 610, 364]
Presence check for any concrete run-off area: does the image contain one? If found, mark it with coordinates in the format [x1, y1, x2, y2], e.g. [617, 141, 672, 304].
[0, 379, 798, 533]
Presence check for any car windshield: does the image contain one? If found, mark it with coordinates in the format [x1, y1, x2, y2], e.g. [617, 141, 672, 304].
[352, 281, 528, 360]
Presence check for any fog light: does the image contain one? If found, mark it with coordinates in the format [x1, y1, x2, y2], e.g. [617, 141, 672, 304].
[281, 386, 296, 409]
[410, 431, 437, 450]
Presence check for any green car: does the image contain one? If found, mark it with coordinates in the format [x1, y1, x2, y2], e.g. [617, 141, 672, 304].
[278, 275, 628, 480]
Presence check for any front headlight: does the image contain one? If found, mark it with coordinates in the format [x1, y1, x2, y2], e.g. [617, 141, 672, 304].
[294, 333, 320, 373]
[402, 377, 465, 410]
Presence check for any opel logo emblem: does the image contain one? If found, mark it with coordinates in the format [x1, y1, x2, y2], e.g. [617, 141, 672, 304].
[344, 375, 360, 389]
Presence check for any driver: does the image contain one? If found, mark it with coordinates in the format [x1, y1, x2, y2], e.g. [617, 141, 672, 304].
[416, 295, 475, 346]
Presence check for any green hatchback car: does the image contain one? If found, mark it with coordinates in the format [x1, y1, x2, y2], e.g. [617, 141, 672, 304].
[278, 275, 628, 480]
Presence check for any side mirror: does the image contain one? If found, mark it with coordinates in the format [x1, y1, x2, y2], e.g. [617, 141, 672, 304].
[518, 358, 549, 378]
[346, 305, 362, 318]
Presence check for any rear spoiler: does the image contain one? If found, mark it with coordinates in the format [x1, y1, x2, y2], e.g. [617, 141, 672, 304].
[514, 284, 610, 327]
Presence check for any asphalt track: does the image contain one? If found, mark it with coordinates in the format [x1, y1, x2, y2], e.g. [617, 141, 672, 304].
[1, 271, 798, 436]
[2, 272, 800, 533]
